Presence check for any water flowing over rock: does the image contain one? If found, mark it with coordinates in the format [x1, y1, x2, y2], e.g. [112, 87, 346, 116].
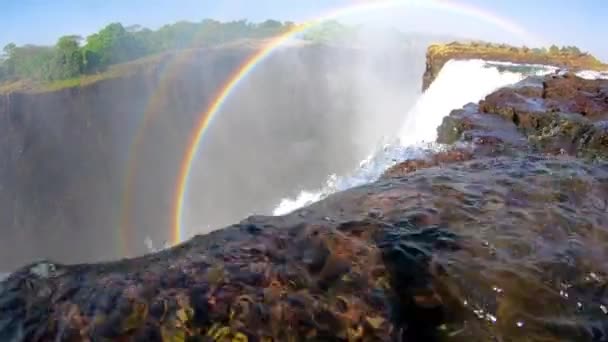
[422, 42, 607, 91]
[2, 49, 608, 340]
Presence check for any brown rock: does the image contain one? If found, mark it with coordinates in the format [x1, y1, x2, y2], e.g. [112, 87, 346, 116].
[1, 155, 608, 341]
[439, 72, 608, 159]
[381, 150, 473, 179]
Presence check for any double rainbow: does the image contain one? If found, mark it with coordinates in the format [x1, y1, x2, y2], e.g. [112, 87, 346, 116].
[119, 0, 541, 254]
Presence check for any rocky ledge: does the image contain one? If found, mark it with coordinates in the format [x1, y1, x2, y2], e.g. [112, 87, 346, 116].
[422, 42, 607, 90]
[2, 73, 608, 341]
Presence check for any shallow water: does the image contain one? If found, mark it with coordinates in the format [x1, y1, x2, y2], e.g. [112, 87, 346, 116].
[297, 155, 608, 340]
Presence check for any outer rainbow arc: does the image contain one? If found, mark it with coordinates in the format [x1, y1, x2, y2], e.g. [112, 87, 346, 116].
[171, 0, 542, 245]
[119, 50, 197, 256]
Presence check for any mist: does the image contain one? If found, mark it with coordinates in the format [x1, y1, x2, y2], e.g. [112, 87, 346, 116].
[0, 26, 455, 271]
[180, 30, 438, 240]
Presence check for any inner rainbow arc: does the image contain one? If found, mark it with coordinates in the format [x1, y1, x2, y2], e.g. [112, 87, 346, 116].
[171, 0, 543, 246]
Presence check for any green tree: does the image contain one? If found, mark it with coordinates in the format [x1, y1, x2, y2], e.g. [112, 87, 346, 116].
[131, 28, 157, 53]
[567, 46, 581, 54]
[549, 45, 560, 54]
[256, 19, 283, 36]
[155, 21, 202, 50]
[82, 23, 147, 72]
[2, 43, 17, 76]
[49, 35, 83, 80]
[301, 20, 352, 43]
[1, 19, 370, 84]
[284, 21, 295, 30]
[2, 43, 16, 58]
[190, 19, 224, 46]
[6, 45, 53, 80]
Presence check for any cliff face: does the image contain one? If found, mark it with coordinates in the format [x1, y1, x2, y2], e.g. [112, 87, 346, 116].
[1, 71, 608, 341]
[0, 56, 208, 269]
[422, 42, 607, 90]
[0, 43, 427, 270]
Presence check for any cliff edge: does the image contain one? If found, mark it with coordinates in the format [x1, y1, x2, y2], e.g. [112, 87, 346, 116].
[1, 68, 608, 340]
[422, 41, 607, 90]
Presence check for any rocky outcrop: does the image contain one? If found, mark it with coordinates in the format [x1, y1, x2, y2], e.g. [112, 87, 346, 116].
[422, 42, 607, 90]
[437, 72, 608, 158]
[2, 71, 608, 340]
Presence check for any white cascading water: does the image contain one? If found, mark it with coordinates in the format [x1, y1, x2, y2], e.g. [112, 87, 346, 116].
[273, 59, 557, 215]
[576, 70, 608, 80]
[398, 59, 543, 145]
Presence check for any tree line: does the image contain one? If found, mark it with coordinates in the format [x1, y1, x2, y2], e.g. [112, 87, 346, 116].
[0, 19, 296, 82]
[0, 18, 593, 84]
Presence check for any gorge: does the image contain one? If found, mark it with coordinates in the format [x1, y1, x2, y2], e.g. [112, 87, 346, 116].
[1, 41, 608, 341]
[0, 37, 432, 270]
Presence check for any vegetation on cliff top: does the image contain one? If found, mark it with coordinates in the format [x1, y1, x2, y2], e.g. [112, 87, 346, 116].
[0, 20, 300, 92]
[2, 19, 605, 93]
[429, 41, 606, 70]
[420, 41, 607, 90]
[0, 19, 372, 93]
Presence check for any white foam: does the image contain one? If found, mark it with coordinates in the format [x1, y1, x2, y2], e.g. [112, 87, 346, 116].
[272, 59, 557, 216]
[398, 59, 554, 145]
[272, 142, 439, 215]
[273, 191, 325, 216]
[576, 70, 608, 80]
[484, 60, 560, 71]
[144, 236, 170, 253]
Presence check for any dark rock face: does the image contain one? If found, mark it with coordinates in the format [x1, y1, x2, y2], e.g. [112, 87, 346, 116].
[438, 73, 608, 159]
[1, 155, 607, 341]
[2, 71, 608, 340]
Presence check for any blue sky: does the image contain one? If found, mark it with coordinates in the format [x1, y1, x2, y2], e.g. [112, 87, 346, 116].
[2, 0, 607, 60]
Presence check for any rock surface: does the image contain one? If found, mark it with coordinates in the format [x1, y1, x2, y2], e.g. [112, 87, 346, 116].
[423, 42, 607, 90]
[2, 154, 608, 341]
[2, 60, 608, 340]
[438, 72, 608, 159]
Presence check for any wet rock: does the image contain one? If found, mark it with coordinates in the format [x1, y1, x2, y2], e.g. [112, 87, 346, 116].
[1, 155, 607, 341]
[543, 73, 608, 118]
[381, 149, 473, 179]
[436, 72, 608, 160]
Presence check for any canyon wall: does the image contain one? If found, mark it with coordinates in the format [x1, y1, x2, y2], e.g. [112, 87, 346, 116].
[0, 41, 428, 270]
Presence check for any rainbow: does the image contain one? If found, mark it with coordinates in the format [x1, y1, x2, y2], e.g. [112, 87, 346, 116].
[119, 51, 198, 256]
[121, 0, 542, 250]
[169, 0, 542, 245]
